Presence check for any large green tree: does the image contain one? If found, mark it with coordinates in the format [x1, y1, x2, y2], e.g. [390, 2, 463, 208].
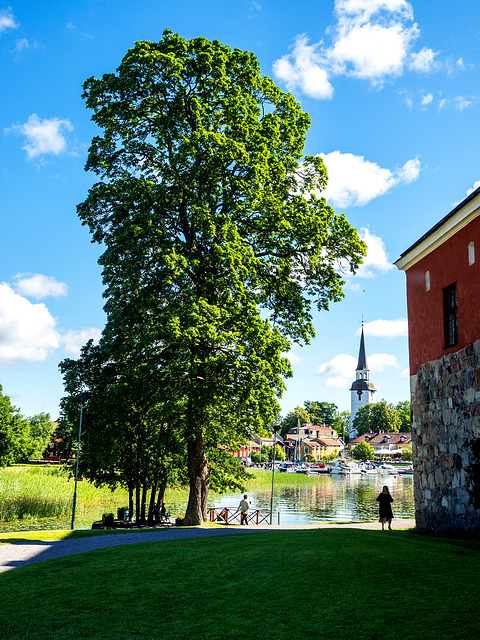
[279, 406, 312, 438]
[0, 385, 31, 466]
[395, 400, 411, 432]
[77, 31, 365, 524]
[352, 401, 401, 437]
[27, 413, 55, 459]
[303, 401, 339, 428]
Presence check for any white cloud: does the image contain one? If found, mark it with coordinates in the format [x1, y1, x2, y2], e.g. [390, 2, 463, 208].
[60, 328, 102, 357]
[420, 93, 433, 107]
[409, 47, 439, 73]
[272, 35, 334, 100]
[316, 350, 398, 387]
[467, 181, 480, 196]
[399, 367, 410, 377]
[454, 96, 478, 111]
[336, 227, 393, 279]
[330, 20, 417, 81]
[355, 228, 393, 278]
[273, 0, 455, 99]
[14, 274, 68, 299]
[368, 353, 398, 371]
[359, 318, 408, 338]
[316, 354, 356, 388]
[0, 284, 60, 362]
[319, 151, 395, 207]
[6, 114, 73, 159]
[281, 347, 303, 365]
[0, 9, 17, 33]
[319, 151, 420, 208]
[396, 157, 420, 183]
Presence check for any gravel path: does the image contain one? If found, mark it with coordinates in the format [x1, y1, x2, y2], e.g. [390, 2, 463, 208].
[0, 519, 415, 573]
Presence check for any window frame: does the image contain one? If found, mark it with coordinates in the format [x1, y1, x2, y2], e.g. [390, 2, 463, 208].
[443, 282, 458, 348]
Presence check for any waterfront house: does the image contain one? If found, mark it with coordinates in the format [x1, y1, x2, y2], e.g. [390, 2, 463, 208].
[348, 432, 411, 458]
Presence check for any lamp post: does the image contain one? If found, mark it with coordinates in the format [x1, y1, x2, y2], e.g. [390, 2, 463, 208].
[71, 390, 90, 530]
[270, 429, 279, 525]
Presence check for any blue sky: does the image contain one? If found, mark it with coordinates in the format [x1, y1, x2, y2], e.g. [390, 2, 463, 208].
[1, 0, 480, 420]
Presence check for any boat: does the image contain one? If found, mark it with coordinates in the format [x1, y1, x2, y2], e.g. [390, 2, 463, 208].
[295, 465, 310, 474]
[309, 463, 330, 474]
[359, 463, 378, 475]
[278, 462, 296, 473]
[329, 460, 361, 474]
[398, 465, 414, 474]
[328, 460, 347, 474]
[378, 464, 397, 475]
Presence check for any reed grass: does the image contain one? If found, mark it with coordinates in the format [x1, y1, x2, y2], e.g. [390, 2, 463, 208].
[0, 465, 130, 524]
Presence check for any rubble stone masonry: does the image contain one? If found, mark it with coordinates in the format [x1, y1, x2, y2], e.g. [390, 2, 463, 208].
[411, 339, 480, 531]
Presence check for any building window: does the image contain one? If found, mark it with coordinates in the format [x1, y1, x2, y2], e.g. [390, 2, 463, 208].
[443, 283, 458, 348]
[469, 242, 475, 265]
[425, 271, 430, 291]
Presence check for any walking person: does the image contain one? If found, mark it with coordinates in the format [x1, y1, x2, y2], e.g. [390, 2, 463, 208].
[238, 494, 251, 525]
[376, 485, 393, 530]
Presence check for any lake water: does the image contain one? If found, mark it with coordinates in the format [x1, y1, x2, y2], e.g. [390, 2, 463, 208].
[209, 473, 414, 525]
[0, 472, 414, 532]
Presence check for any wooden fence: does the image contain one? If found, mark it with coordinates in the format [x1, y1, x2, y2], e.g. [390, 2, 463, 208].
[208, 507, 272, 525]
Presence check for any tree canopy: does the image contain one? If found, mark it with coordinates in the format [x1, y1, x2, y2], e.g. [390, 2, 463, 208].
[352, 401, 402, 437]
[0, 385, 55, 466]
[352, 440, 375, 461]
[73, 31, 365, 524]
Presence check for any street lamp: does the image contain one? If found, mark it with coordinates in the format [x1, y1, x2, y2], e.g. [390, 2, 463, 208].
[270, 428, 279, 525]
[71, 390, 91, 530]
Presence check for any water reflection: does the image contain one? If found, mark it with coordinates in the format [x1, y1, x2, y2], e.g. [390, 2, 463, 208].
[211, 474, 414, 525]
[0, 474, 414, 532]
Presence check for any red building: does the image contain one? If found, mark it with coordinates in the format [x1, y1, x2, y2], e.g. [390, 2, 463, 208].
[395, 186, 480, 531]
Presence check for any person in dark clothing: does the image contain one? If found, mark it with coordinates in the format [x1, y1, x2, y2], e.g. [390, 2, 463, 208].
[376, 485, 393, 530]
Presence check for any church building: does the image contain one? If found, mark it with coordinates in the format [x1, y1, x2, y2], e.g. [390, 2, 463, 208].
[349, 326, 376, 439]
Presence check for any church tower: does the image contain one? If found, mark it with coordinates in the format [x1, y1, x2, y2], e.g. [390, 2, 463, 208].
[349, 326, 376, 440]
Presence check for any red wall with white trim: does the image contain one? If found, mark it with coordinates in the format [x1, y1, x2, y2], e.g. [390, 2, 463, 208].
[405, 216, 480, 374]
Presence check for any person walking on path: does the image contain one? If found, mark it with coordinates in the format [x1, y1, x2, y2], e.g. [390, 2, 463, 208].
[239, 494, 251, 525]
[376, 485, 393, 530]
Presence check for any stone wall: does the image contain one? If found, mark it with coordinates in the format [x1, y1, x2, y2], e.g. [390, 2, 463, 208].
[411, 339, 480, 531]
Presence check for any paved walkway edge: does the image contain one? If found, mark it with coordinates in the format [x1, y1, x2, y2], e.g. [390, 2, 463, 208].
[0, 519, 416, 573]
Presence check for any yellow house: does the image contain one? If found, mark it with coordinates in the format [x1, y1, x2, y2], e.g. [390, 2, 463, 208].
[300, 438, 343, 461]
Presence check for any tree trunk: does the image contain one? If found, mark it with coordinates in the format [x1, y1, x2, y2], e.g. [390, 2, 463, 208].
[147, 483, 157, 525]
[135, 484, 141, 526]
[140, 484, 148, 524]
[128, 486, 134, 522]
[183, 433, 210, 525]
[156, 482, 166, 511]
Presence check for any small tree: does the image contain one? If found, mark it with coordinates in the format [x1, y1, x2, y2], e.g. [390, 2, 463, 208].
[352, 440, 375, 461]
[27, 413, 55, 459]
[279, 406, 312, 438]
[268, 443, 285, 461]
[401, 445, 413, 462]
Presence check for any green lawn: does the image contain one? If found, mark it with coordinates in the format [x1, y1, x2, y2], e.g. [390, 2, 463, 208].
[0, 528, 478, 640]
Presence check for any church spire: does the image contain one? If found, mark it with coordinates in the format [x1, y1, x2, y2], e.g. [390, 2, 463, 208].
[349, 323, 376, 440]
[356, 326, 369, 372]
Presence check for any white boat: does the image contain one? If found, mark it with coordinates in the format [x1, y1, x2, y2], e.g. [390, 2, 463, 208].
[398, 465, 414, 474]
[378, 464, 397, 475]
[328, 460, 346, 474]
[329, 460, 361, 474]
[278, 462, 296, 473]
[359, 463, 378, 475]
